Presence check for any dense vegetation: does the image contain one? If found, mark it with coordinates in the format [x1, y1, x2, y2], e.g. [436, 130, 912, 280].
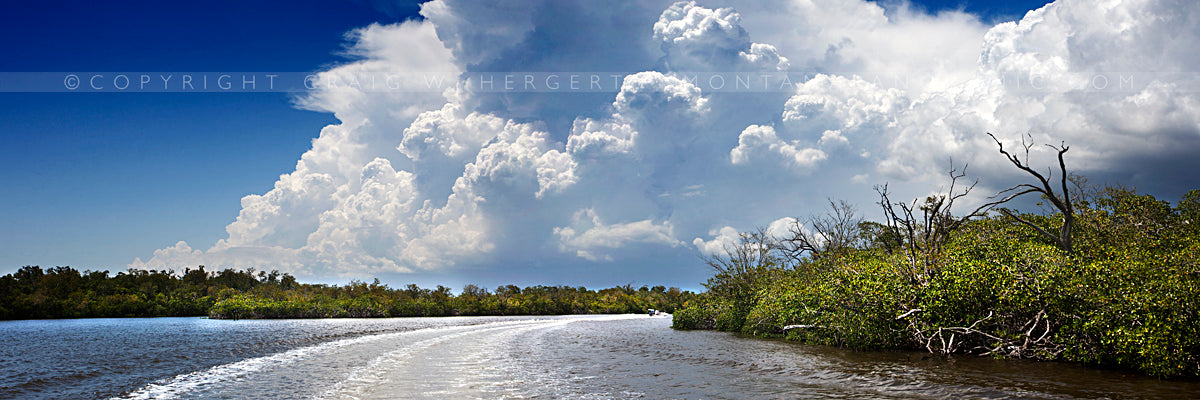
[0, 266, 695, 320]
[673, 175, 1200, 378]
[207, 281, 694, 319]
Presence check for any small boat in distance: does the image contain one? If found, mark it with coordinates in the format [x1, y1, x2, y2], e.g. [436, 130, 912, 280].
[647, 309, 669, 317]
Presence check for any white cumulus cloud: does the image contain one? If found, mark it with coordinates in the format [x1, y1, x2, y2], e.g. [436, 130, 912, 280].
[555, 209, 683, 262]
[132, 0, 1200, 287]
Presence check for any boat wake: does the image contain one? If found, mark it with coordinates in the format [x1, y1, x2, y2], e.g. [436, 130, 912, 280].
[114, 315, 644, 400]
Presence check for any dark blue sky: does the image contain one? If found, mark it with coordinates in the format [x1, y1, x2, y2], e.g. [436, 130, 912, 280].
[0, 1, 423, 274]
[895, 0, 1052, 22]
[1, 0, 423, 71]
[0, 0, 1052, 279]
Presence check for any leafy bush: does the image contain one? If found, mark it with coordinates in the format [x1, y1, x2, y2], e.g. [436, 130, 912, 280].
[671, 300, 716, 330]
[676, 187, 1200, 378]
[0, 266, 698, 321]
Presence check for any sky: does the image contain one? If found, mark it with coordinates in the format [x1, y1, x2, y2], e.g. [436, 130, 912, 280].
[3, 0, 1198, 291]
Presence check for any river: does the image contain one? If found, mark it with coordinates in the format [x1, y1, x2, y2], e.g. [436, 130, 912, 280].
[0, 315, 1195, 399]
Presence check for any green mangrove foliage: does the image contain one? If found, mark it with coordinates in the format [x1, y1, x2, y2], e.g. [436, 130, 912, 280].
[0, 266, 695, 320]
[207, 281, 694, 319]
[673, 186, 1200, 379]
[0, 266, 256, 319]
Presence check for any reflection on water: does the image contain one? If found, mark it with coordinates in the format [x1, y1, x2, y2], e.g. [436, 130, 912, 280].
[1, 315, 1196, 399]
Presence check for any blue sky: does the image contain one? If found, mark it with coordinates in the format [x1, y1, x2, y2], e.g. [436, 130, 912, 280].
[899, 0, 1052, 22]
[10, 0, 1195, 291]
[1, 0, 410, 276]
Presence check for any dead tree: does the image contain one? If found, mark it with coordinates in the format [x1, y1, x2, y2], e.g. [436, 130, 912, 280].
[704, 227, 781, 276]
[876, 164, 996, 285]
[702, 227, 782, 302]
[986, 133, 1075, 253]
[781, 198, 862, 261]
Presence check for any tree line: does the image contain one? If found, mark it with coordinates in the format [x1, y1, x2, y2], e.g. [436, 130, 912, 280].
[0, 266, 695, 320]
[673, 134, 1200, 379]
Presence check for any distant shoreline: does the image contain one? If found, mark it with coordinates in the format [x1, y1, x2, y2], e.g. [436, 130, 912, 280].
[0, 266, 697, 321]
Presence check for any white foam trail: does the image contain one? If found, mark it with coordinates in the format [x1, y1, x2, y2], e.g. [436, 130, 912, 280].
[316, 320, 566, 400]
[114, 331, 395, 400]
[112, 318, 579, 400]
[317, 314, 646, 399]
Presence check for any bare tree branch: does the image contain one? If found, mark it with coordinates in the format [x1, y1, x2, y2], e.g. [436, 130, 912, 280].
[986, 132, 1075, 253]
[875, 162, 995, 284]
[781, 198, 862, 261]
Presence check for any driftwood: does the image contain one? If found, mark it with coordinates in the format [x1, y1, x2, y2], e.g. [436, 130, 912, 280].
[782, 324, 824, 330]
[895, 308, 923, 320]
[902, 309, 1065, 359]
